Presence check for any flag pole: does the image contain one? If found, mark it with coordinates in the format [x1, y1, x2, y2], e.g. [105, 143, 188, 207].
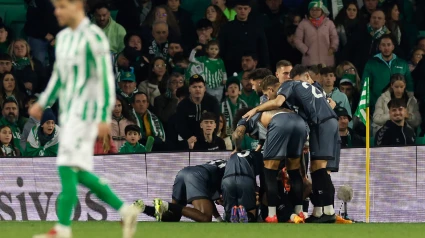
[365, 106, 370, 223]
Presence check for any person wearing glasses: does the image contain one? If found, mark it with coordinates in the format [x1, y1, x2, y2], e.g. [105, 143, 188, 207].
[138, 57, 169, 106]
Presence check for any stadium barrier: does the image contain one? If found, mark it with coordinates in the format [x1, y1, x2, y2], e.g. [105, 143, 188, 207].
[0, 148, 424, 222]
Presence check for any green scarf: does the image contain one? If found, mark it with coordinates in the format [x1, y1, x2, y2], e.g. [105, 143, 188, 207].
[13, 57, 31, 70]
[1, 144, 17, 156]
[367, 24, 390, 40]
[26, 125, 59, 156]
[133, 109, 165, 141]
[221, 98, 248, 135]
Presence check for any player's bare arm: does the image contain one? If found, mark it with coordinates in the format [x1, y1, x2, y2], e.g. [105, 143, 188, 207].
[242, 94, 287, 120]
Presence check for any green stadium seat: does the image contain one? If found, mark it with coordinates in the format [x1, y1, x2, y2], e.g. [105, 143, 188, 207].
[110, 10, 118, 21]
[10, 21, 25, 39]
[3, 4, 27, 26]
[370, 137, 374, 147]
[416, 137, 425, 146]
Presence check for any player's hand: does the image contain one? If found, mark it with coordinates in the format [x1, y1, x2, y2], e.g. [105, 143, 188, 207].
[328, 98, 336, 109]
[98, 122, 111, 138]
[242, 108, 257, 120]
[28, 103, 44, 121]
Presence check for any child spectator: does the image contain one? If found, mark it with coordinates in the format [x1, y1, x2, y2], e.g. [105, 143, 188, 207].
[112, 95, 137, 149]
[0, 23, 9, 54]
[21, 95, 39, 150]
[212, 0, 237, 20]
[339, 74, 360, 114]
[94, 135, 118, 155]
[172, 52, 192, 80]
[205, 5, 228, 38]
[320, 66, 352, 118]
[409, 48, 424, 72]
[217, 113, 233, 150]
[193, 19, 215, 57]
[189, 40, 227, 102]
[25, 108, 59, 156]
[373, 74, 421, 135]
[119, 125, 147, 153]
[221, 77, 248, 135]
[294, 0, 339, 66]
[0, 125, 21, 157]
[138, 57, 169, 106]
[191, 112, 226, 150]
[117, 68, 139, 106]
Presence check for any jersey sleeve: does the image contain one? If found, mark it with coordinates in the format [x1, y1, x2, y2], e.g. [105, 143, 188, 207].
[277, 81, 294, 99]
[86, 30, 116, 123]
[37, 62, 62, 109]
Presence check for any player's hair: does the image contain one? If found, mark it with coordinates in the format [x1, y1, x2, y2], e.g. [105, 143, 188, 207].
[241, 52, 258, 61]
[248, 68, 273, 81]
[0, 53, 12, 61]
[290, 64, 309, 79]
[232, 107, 253, 131]
[276, 60, 292, 69]
[319, 66, 335, 76]
[132, 92, 149, 104]
[0, 125, 20, 157]
[387, 98, 407, 109]
[200, 112, 216, 121]
[307, 64, 325, 75]
[125, 125, 141, 135]
[261, 75, 280, 91]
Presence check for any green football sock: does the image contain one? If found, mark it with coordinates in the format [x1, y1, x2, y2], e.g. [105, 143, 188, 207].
[57, 166, 79, 226]
[77, 170, 124, 210]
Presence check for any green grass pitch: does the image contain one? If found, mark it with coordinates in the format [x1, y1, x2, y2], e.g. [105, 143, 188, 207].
[1, 222, 425, 238]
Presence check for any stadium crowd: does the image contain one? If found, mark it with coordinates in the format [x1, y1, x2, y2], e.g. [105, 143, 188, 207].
[1, 0, 425, 157]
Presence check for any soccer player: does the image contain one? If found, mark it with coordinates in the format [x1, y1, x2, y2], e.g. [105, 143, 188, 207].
[30, 1, 142, 237]
[221, 150, 264, 223]
[243, 65, 339, 223]
[140, 159, 227, 222]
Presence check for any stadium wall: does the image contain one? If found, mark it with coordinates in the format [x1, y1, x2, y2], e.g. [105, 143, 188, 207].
[0, 148, 424, 222]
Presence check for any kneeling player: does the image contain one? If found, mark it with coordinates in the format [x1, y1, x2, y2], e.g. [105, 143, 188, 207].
[221, 150, 263, 223]
[139, 160, 226, 222]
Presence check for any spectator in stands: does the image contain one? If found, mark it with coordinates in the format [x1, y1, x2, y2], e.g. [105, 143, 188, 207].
[175, 74, 220, 150]
[115, 32, 150, 84]
[0, 53, 12, 74]
[408, 48, 424, 72]
[112, 95, 137, 149]
[240, 53, 258, 75]
[164, 86, 189, 150]
[383, 1, 401, 45]
[191, 112, 226, 150]
[189, 40, 227, 102]
[294, 0, 339, 67]
[205, 5, 228, 38]
[138, 57, 169, 106]
[20, 96, 38, 150]
[320, 66, 352, 117]
[249, 68, 273, 100]
[0, 73, 24, 111]
[221, 77, 248, 135]
[8, 39, 45, 95]
[0, 125, 21, 157]
[334, 1, 360, 49]
[217, 113, 232, 150]
[335, 61, 361, 90]
[375, 98, 416, 146]
[132, 92, 166, 148]
[168, 38, 184, 59]
[93, 3, 126, 54]
[145, 22, 170, 60]
[362, 34, 413, 111]
[373, 74, 420, 135]
[213, 0, 237, 20]
[335, 106, 364, 148]
[359, 0, 378, 24]
[0, 24, 9, 54]
[239, 71, 260, 107]
[154, 72, 185, 124]
[117, 69, 139, 106]
[94, 134, 118, 155]
[339, 74, 360, 114]
[119, 125, 146, 153]
[219, 0, 269, 76]
[281, 25, 302, 66]
[167, 0, 196, 48]
[24, 108, 59, 156]
[417, 37, 425, 51]
[117, 0, 151, 32]
[141, 5, 181, 44]
[285, 12, 302, 27]
[275, 60, 293, 83]
[343, 9, 390, 74]
[24, 0, 60, 67]
[0, 97, 26, 151]
[193, 19, 215, 58]
[173, 52, 191, 79]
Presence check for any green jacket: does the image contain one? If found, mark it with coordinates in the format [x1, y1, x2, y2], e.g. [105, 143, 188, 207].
[91, 17, 126, 54]
[119, 141, 146, 154]
[0, 117, 26, 153]
[362, 53, 413, 110]
[25, 125, 59, 157]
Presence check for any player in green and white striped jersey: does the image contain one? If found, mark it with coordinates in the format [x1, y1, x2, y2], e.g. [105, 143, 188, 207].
[30, 1, 143, 238]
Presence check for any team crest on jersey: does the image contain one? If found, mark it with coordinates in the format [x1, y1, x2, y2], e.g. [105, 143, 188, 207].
[125, 72, 132, 77]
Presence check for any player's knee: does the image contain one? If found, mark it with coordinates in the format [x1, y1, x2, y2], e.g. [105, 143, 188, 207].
[199, 215, 212, 222]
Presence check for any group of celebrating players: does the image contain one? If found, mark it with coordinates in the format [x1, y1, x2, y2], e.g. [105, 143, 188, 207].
[134, 65, 350, 224]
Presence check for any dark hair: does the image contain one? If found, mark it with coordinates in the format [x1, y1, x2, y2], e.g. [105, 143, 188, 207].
[334, 1, 360, 27]
[205, 5, 228, 38]
[189, 74, 205, 86]
[284, 24, 298, 38]
[218, 113, 228, 138]
[383, 1, 400, 32]
[116, 95, 137, 124]
[261, 75, 279, 91]
[207, 40, 219, 48]
[172, 52, 188, 64]
[370, 8, 385, 21]
[378, 34, 396, 45]
[125, 125, 141, 135]
[416, 37, 425, 46]
[285, 12, 301, 28]
[132, 92, 149, 104]
[388, 73, 408, 102]
[319, 66, 335, 75]
[276, 60, 292, 69]
[0, 73, 23, 109]
[148, 57, 169, 94]
[93, 2, 110, 11]
[123, 32, 142, 48]
[143, 5, 181, 38]
[234, 0, 251, 7]
[232, 107, 252, 131]
[249, 68, 273, 81]
[0, 125, 21, 157]
[308, 64, 325, 75]
[200, 111, 216, 121]
[387, 98, 407, 109]
[176, 85, 189, 98]
[242, 52, 258, 61]
[0, 53, 12, 61]
[290, 64, 309, 79]
[0, 23, 6, 30]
